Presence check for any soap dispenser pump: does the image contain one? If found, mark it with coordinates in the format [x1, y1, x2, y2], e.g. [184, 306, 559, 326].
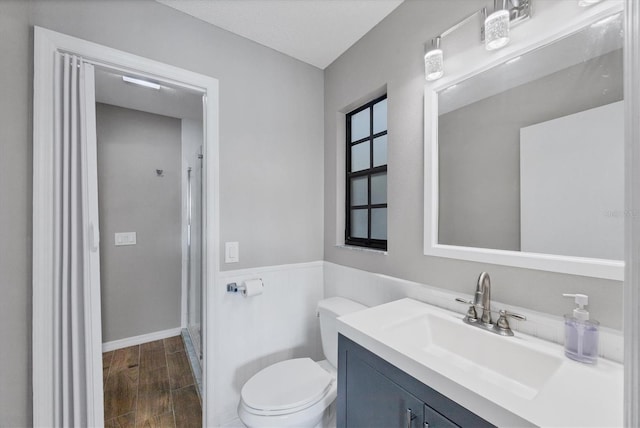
[562, 293, 599, 364]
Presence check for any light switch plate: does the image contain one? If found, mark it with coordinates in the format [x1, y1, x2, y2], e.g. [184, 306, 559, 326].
[115, 232, 137, 246]
[225, 241, 239, 263]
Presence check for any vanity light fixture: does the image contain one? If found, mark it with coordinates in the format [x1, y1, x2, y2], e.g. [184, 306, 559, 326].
[122, 75, 161, 90]
[424, 0, 532, 81]
[424, 37, 444, 81]
[485, 0, 511, 51]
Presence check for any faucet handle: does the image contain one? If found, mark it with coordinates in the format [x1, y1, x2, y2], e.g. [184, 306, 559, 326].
[495, 309, 526, 335]
[455, 297, 473, 305]
[455, 297, 479, 321]
[499, 309, 526, 321]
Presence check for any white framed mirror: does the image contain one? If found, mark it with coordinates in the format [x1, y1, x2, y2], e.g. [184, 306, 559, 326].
[424, 2, 624, 280]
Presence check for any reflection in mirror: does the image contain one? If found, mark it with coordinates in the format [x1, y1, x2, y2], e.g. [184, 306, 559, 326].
[437, 11, 624, 261]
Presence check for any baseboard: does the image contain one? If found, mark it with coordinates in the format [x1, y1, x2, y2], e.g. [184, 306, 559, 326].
[102, 327, 182, 352]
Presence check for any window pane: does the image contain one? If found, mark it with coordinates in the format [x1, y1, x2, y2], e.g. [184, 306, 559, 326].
[351, 108, 370, 142]
[373, 135, 387, 167]
[371, 173, 387, 205]
[373, 99, 387, 134]
[351, 209, 368, 238]
[351, 142, 370, 172]
[351, 176, 368, 206]
[371, 208, 387, 240]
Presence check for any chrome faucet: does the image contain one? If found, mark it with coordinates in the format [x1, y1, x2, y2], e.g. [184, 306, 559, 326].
[475, 271, 492, 324]
[456, 271, 526, 336]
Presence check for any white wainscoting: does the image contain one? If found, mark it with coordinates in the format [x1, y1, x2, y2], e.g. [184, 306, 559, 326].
[213, 261, 324, 425]
[210, 260, 622, 425]
[324, 262, 623, 363]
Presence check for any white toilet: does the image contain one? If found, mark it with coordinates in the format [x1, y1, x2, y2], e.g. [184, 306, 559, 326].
[237, 297, 367, 428]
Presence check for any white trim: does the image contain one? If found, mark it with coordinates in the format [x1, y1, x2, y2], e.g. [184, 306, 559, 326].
[102, 328, 183, 352]
[624, 0, 640, 425]
[33, 27, 220, 427]
[32, 26, 57, 427]
[217, 260, 324, 279]
[423, 2, 625, 280]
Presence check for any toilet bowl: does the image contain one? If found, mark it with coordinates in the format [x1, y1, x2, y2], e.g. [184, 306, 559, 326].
[237, 297, 366, 428]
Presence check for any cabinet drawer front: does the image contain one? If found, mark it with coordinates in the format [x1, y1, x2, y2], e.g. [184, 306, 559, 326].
[424, 403, 459, 428]
[345, 352, 424, 428]
[338, 334, 495, 428]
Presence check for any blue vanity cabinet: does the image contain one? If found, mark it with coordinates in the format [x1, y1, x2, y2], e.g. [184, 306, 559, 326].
[337, 334, 495, 428]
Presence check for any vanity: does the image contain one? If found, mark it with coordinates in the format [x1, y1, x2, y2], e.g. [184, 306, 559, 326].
[336, 299, 623, 427]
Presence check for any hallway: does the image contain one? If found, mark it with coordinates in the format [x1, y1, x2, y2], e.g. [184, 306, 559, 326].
[103, 336, 201, 427]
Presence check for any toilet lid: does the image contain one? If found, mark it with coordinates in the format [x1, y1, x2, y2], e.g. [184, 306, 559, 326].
[241, 358, 333, 412]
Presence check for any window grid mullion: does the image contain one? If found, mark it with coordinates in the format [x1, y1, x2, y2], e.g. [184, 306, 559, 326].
[345, 94, 387, 249]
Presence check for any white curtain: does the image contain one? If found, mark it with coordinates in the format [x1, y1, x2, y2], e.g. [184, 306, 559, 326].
[52, 53, 104, 427]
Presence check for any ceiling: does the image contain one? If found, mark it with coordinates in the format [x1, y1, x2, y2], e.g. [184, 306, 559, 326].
[156, 0, 404, 69]
[95, 67, 203, 120]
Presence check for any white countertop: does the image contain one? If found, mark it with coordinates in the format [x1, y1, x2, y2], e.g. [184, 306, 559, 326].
[337, 298, 623, 428]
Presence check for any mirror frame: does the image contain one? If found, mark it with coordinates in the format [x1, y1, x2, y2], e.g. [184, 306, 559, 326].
[424, 2, 624, 281]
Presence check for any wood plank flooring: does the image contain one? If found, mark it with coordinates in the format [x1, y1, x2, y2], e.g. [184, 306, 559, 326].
[103, 335, 202, 427]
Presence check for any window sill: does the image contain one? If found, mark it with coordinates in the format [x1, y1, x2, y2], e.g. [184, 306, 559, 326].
[335, 244, 388, 255]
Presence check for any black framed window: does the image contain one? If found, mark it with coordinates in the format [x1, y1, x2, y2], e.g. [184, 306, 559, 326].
[345, 94, 387, 250]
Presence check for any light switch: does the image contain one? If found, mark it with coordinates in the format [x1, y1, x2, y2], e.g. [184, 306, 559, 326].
[225, 241, 239, 263]
[115, 232, 137, 246]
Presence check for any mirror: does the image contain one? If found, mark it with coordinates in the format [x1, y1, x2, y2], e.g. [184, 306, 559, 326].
[425, 8, 624, 280]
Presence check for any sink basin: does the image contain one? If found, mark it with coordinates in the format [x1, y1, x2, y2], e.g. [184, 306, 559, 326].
[337, 298, 623, 428]
[380, 309, 562, 399]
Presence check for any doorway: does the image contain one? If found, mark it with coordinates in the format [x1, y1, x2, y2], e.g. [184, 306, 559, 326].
[33, 27, 220, 427]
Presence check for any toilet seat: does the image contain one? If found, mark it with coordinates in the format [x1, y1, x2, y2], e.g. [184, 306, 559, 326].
[240, 358, 333, 416]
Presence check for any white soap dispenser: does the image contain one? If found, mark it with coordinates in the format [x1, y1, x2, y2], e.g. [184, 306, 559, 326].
[562, 293, 599, 364]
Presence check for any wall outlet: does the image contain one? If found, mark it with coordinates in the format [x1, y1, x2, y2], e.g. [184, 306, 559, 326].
[225, 241, 239, 263]
[115, 232, 136, 246]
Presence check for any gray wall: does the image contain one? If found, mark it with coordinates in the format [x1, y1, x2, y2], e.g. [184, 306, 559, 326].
[324, 0, 623, 330]
[96, 103, 182, 342]
[439, 50, 623, 251]
[0, 0, 323, 425]
[0, 1, 32, 426]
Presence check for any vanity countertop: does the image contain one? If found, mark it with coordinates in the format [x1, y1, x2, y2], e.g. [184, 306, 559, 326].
[337, 298, 623, 428]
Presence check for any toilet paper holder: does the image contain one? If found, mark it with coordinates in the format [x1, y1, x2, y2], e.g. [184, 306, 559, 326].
[226, 282, 244, 293]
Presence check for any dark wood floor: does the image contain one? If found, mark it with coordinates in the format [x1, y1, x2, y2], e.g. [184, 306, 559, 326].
[103, 335, 202, 427]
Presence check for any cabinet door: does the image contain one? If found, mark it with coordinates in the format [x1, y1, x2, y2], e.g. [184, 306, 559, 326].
[344, 352, 424, 428]
[423, 403, 459, 428]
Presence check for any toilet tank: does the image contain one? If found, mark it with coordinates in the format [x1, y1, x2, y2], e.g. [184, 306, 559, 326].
[317, 297, 367, 368]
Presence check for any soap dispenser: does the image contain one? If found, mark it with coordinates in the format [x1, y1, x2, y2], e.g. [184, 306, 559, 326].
[562, 293, 599, 364]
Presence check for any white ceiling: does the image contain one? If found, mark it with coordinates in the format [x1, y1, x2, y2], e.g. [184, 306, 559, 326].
[156, 0, 404, 69]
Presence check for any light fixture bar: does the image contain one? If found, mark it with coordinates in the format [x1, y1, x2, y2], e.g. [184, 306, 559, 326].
[122, 75, 161, 90]
[440, 8, 486, 40]
[423, 0, 533, 81]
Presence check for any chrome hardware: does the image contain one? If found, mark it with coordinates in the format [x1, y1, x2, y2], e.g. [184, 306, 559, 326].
[424, 423, 429, 428]
[495, 309, 527, 336]
[406, 408, 416, 428]
[454, 272, 526, 336]
[476, 272, 492, 324]
[455, 297, 478, 321]
[226, 282, 245, 293]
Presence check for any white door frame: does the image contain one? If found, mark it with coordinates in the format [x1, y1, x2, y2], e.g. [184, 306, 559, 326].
[625, 1, 640, 426]
[32, 26, 220, 427]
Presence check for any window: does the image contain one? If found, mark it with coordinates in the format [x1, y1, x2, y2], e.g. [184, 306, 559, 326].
[345, 94, 387, 250]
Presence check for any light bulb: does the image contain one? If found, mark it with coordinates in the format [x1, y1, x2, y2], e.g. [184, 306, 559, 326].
[424, 49, 444, 81]
[485, 9, 510, 51]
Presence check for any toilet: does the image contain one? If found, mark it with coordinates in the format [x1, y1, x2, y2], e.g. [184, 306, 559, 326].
[237, 297, 367, 428]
